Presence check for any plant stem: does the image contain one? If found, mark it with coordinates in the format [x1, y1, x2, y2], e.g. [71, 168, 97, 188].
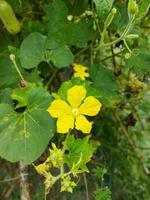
[123, 39, 132, 53]
[98, 15, 135, 49]
[45, 69, 58, 88]
[19, 162, 31, 200]
[10, 54, 24, 81]
[83, 173, 89, 200]
[114, 112, 150, 175]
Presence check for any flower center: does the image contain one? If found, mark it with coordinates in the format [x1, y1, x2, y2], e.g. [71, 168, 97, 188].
[72, 108, 79, 116]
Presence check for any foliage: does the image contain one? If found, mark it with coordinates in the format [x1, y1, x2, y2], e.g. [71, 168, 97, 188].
[0, 0, 150, 199]
[94, 187, 111, 200]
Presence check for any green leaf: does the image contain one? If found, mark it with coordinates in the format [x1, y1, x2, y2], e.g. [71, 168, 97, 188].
[50, 46, 73, 68]
[89, 65, 120, 107]
[0, 88, 13, 107]
[126, 50, 150, 76]
[0, 54, 41, 89]
[20, 32, 73, 69]
[45, 0, 94, 48]
[20, 32, 46, 69]
[7, 0, 23, 14]
[0, 86, 56, 164]
[94, 0, 114, 21]
[64, 0, 89, 15]
[93, 187, 111, 200]
[0, 56, 21, 88]
[11, 85, 32, 109]
[69, 20, 94, 47]
[63, 135, 94, 172]
[140, 91, 150, 111]
[138, 0, 150, 17]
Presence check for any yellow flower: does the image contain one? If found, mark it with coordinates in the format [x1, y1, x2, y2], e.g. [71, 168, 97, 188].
[47, 85, 102, 134]
[48, 143, 64, 168]
[35, 163, 50, 176]
[61, 175, 76, 193]
[73, 63, 89, 80]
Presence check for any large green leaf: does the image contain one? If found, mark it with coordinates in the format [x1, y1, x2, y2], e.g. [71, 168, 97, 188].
[93, 0, 114, 21]
[0, 86, 56, 164]
[138, 0, 150, 16]
[0, 88, 13, 107]
[89, 65, 120, 107]
[45, 0, 94, 48]
[49, 46, 73, 68]
[126, 50, 150, 76]
[20, 32, 73, 69]
[63, 135, 94, 172]
[20, 32, 46, 69]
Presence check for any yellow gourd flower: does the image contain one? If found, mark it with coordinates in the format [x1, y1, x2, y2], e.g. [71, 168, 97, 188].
[61, 175, 76, 193]
[73, 63, 89, 80]
[48, 143, 64, 168]
[47, 85, 102, 134]
[35, 163, 50, 176]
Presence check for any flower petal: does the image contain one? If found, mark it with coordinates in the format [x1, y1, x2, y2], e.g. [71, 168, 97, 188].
[74, 72, 89, 80]
[67, 85, 86, 108]
[57, 115, 75, 134]
[79, 96, 102, 116]
[75, 115, 92, 134]
[47, 99, 72, 118]
[73, 64, 87, 72]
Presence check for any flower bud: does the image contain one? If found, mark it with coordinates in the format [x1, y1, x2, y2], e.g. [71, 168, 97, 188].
[61, 175, 76, 193]
[9, 54, 16, 62]
[126, 34, 139, 39]
[105, 8, 117, 27]
[128, 0, 139, 17]
[125, 52, 132, 59]
[49, 143, 64, 168]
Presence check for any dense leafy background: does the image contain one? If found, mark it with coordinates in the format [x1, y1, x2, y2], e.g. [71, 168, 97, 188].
[0, 0, 150, 199]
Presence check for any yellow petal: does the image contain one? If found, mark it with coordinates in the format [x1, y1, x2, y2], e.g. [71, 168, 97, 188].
[74, 72, 89, 80]
[79, 96, 102, 116]
[73, 64, 87, 72]
[57, 115, 75, 134]
[67, 85, 86, 108]
[47, 100, 72, 118]
[75, 115, 92, 134]
[35, 163, 50, 175]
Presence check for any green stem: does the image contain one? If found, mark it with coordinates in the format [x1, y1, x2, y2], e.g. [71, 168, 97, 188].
[10, 54, 24, 81]
[45, 69, 58, 88]
[99, 15, 135, 48]
[83, 173, 89, 200]
[123, 39, 132, 53]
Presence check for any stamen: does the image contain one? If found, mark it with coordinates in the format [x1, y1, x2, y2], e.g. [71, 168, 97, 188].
[72, 108, 79, 116]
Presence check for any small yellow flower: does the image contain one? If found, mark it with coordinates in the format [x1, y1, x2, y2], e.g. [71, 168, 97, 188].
[45, 173, 57, 192]
[48, 143, 64, 168]
[61, 175, 76, 193]
[73, 63, 89, 80]
[35, 163, 50, 176]
[47, 85, 102, 134]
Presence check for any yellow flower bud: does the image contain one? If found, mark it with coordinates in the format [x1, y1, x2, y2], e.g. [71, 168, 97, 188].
[61, 175, 76, 193]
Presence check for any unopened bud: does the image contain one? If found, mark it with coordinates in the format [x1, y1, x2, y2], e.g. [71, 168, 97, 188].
[125, 52, 132, 59]
[126, 34, 139, 39]
[112, 8, 117, 14]
[67, 15, 73, 21]
[128, 0, 138, 17]
[105, 8, 117, 27]
[9, 53, 15, 62]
